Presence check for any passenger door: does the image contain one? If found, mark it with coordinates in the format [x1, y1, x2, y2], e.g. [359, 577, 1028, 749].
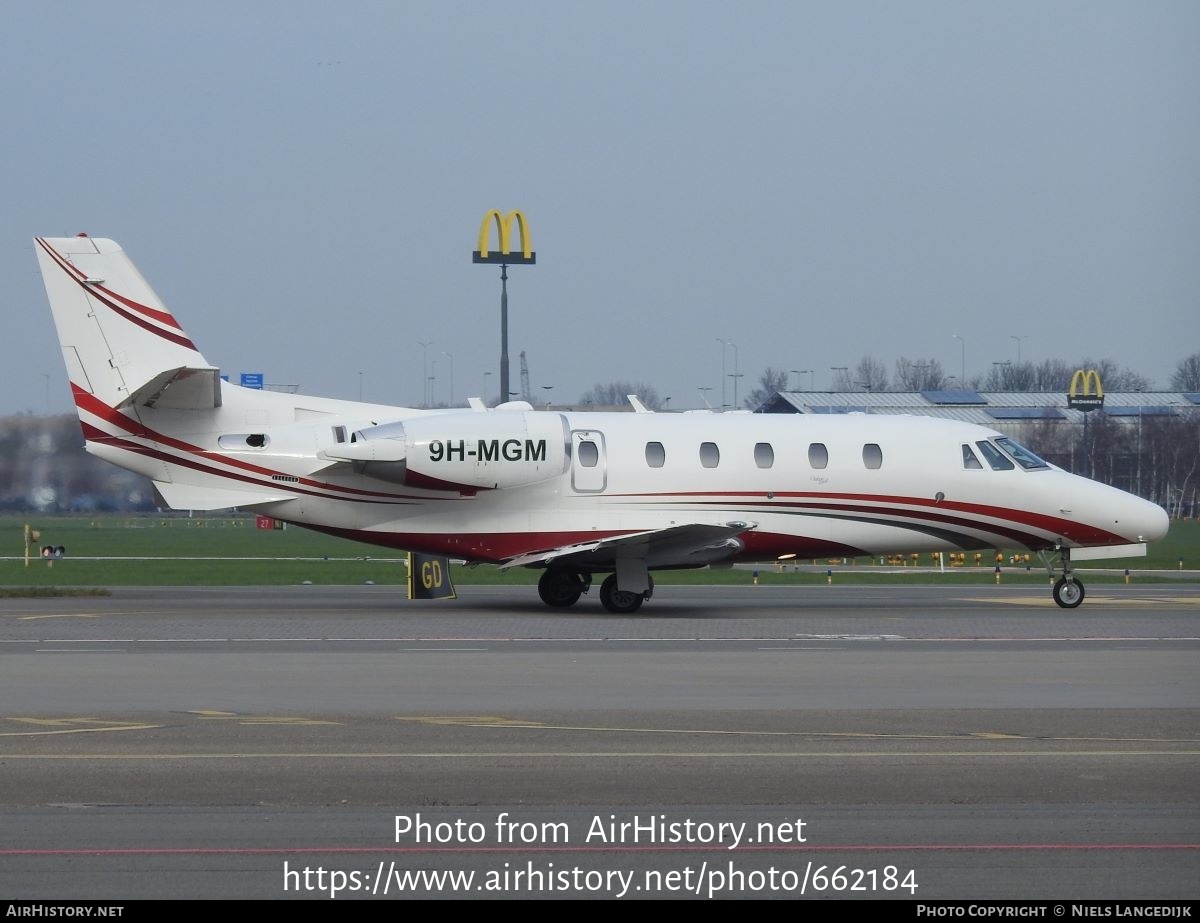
[570, 430, 607, 492]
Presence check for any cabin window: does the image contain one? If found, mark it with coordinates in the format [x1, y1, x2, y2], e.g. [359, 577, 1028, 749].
[996, 437, 1050, 470]
[808, 442, 828, 469]
[645, 441, 666, 468]
[699, 442, 720, 468]
[332, 425, 347, 444]
[218, 433, 269, 450]
[578, 440, 599, 467]
[754, 442, 774, 468]
[962, 444, 983, 469]
[976, 440, 1015, 471]
[862, 443, 883, 469]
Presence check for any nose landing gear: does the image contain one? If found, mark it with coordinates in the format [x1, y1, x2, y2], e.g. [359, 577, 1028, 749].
[1039, 546, 1086, 609]
[1051, 576, 1085, 608]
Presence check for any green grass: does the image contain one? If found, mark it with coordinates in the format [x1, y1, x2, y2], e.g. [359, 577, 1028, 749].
[9, 515, 367, 558]
[3, 514, 1197, 587]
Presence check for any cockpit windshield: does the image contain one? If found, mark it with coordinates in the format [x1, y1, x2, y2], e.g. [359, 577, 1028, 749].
[996, 437, 1050, 470]
[975, 440, 1015, 471]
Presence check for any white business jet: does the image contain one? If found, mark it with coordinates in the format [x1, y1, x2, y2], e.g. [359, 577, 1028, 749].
[35, 235, 1169, 612]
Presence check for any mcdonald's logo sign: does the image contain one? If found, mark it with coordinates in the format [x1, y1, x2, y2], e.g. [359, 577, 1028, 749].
[472, 209, 536, 264]
[1067, 369, 1105, 411]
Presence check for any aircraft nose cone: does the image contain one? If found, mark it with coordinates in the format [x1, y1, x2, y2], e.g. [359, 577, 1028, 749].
[1123, 496, 1169, 543]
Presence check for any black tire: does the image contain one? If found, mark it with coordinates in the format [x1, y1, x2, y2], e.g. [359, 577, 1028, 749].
[599, 573, 644, 615]
[1052, 577, 1085, 609]
[538, 568, 585, 607]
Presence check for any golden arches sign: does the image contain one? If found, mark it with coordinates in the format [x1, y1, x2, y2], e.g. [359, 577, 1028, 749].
[473, 209, 535, 264]
[1067, 368, 1104, 410]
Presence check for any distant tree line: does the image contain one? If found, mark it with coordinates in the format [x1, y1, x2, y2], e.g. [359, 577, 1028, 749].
[578, 382, 664, 410]
[810, 354, 1195, 396]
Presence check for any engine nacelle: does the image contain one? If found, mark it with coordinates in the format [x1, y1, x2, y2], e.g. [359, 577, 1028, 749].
[334, 411, 570, 491]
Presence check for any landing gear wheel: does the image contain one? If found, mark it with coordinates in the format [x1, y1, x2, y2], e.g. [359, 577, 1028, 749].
[1052, 577, 1085, 609]
[538, 568, 586, 607]
[599, 573, 645, 615]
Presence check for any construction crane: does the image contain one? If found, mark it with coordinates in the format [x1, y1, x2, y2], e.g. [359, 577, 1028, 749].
[519, 350, 531, 402]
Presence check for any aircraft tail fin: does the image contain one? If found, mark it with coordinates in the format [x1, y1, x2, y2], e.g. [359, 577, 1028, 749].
[35, 235, 220, 411]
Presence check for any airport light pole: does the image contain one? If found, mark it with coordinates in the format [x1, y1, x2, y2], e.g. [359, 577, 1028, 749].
[442, 351, 455, 407]
[1010, 334, 1028, 364]
[729, 340, 739, 406]
[716, 338, 731, 409]
[483, 370, 492, 405]
[418, 340, 432, 407]
[698, 386, 713, 409]
[912, 360, 929, 391]
[952, 334, 965, 385]
[541, 384, 554, 410]
[1135, 389, 1143, 497]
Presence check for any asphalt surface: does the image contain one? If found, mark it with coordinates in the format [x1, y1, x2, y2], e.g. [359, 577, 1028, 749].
[1, 583, 1196, 900]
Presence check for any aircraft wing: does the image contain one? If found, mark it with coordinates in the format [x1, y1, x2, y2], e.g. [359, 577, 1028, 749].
[499, 521, 756, 571]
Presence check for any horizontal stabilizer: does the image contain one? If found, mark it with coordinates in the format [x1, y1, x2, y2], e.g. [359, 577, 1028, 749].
[125, 367, 222, 410]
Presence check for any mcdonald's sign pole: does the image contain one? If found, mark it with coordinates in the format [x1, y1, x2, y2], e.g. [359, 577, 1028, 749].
[1068, 369, 1105, 478]
[473, 210, 535, 405]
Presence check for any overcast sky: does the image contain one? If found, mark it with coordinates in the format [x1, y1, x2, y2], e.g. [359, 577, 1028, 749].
[5, 1, 1197, 414]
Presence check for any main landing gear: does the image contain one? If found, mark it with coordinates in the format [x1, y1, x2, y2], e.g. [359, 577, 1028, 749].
[535, 567, 654, 614]
[537, 568, 590, 607]
[599, 573, 654, 615]
[1038, 546, 1086, 609]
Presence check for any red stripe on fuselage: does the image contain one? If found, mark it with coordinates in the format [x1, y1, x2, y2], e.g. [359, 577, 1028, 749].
[89, 433, 412, 506]
[71, 385, 432, 502]
[606, 489, 1126, 547]
[681, 497, 1050, 548]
